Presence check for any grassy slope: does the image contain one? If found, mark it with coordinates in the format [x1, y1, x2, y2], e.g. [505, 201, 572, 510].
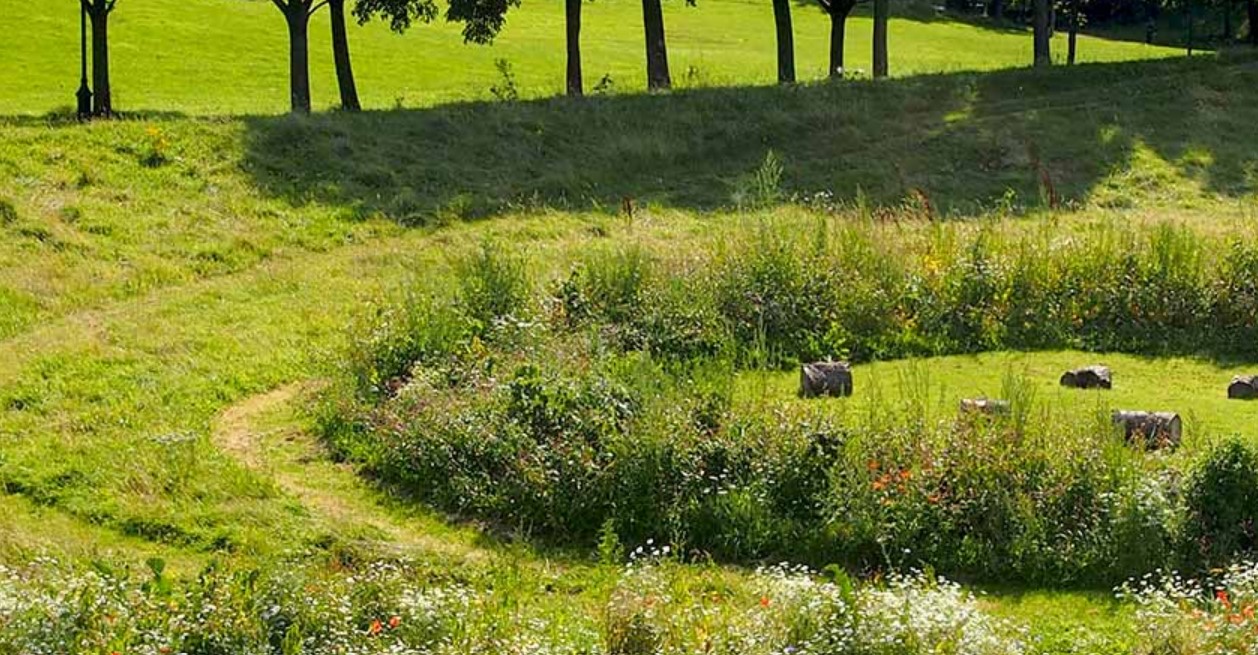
[3, 55, 1255, 343]
[1, 47, 1257, 653]
[2, 0, 1184, 115]
[1, 55, 1256, 554]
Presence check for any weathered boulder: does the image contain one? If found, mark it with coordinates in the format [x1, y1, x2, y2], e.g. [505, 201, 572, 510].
[800, 361, 853, 398]
[959, 398, 1011, 415]
[1061, 365, 1112, 389]
[1228, 375, 1258, 400]
[1112, 411, 1182, 450]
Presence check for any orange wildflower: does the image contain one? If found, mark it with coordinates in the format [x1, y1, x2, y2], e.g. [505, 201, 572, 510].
[388, 615, 402, 629]
[1217, 590, 1232, 610]
[867, 460, 880, 471]
[760, 596, 771, 607]
[369, 619, 383, 636]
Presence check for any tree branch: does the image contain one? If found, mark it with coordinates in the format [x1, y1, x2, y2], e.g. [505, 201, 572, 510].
[308, 0, 329, 15]
[271, 0, 287, 12]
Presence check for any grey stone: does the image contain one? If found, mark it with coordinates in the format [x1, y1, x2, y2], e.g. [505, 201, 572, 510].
[800, 361, 853, 398]
[1061, 365, 1112, 389]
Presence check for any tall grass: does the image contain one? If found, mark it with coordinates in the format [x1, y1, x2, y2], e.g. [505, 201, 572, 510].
[561, 217, 1258, 365]
[320, 217, 1258, 585]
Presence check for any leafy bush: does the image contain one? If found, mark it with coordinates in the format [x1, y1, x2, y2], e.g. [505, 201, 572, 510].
[325, 222, 1258, 585]
[0, 553, 1035, 653]
[0, 559, 480, 655]
[1120, 561, 1258, 655]
[605, 559, 1025, 655]
[1182, 439, 1258, 569]
[457, 240, 532, 332]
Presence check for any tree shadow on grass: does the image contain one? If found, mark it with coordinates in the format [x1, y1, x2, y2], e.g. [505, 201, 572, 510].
[240, 53, 1257, 224]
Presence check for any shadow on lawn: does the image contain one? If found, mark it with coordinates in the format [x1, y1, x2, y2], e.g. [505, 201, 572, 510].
[240, 53, 1258, 223]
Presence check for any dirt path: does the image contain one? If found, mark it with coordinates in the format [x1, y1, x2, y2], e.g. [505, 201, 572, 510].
[210, 382, 487, 562]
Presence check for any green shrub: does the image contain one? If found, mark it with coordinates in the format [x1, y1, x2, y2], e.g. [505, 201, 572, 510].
[1182, 439, 1258, 569]
[1210, 240, 1258, 356]
[457, 241, 532, 331]
[324, 221, 1258, 585]
[713, 227, 842, 367]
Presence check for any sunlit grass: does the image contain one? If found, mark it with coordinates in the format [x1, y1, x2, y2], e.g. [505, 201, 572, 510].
[2, 0, 1185, 115]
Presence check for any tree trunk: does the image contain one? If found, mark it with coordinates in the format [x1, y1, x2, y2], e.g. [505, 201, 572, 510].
[828, 9, 848, 78]
[1033, 0, 1052, 66]
[641, 0, 671, 90]
[1067, 22, 1077, 64]
[286, 6, 312, 113]
[1067, 5, 1078, 65]
[1224, 0, 1233, 40]
[873, 0, 888, 78]
[566, 0, 583, 95]
[88, 4, 112, 116]
[330, 0, 361, 111]
[989, 0, 1003, 19]
[1112, 411, 1182, 451]
[1248, 0, 1257, 45]
[1186, 0, 1194, 55]
[772, 0, 796, 83]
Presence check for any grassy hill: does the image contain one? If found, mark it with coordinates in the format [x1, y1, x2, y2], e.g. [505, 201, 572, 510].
[2, 12, 1258, 651]
[2, 0, 1185, 114]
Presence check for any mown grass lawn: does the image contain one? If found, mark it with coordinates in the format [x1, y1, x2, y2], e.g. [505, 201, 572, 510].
[743, 350, 1258, 445]
[2, 0, 1185, 114]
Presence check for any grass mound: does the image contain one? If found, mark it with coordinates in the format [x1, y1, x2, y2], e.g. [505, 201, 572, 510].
[322, 217, 1258, 585]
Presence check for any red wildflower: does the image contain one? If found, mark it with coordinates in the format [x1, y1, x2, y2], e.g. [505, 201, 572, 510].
[369, 619, 383, 636]
[760, 596, 771, 607]
[388, 615, 402, 629]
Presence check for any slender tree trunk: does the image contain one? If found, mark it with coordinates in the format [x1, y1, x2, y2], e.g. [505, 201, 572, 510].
[873, 0, 888, 78]
[329, 0, 361, 111]
[1033, 0, 1052, 66]
[285, 6, 312, 113]
[88, 4, 112, 116]
[828, 9, 848, 78]
[1246, 0, 1256, 44]
[641, 0, 671, 90]
[1067, 0, 1079, 65]
[566, 0, 583, 95]
[1067, 22, 1077, 63]
[772, 0, 795, 83]
[1067, 21, 1077, 64]
[1224, 0, 1233, 40]
[1186, 0, 1194, 55]
[989, 0, 1003, 19]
